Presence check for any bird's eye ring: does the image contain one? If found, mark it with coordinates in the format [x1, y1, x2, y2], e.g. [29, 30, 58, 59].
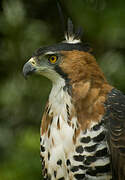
[48, 55, 58, 64]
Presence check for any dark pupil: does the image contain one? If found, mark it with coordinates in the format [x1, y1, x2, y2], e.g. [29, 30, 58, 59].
[51, 56, 55, 60]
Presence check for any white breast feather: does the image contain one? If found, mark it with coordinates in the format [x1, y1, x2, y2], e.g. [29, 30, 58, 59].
[41, 77, 111, 179]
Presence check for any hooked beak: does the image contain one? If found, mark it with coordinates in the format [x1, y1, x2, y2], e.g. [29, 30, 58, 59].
[22, 58, 37, 78]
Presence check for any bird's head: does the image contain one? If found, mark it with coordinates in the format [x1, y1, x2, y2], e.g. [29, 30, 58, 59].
[23, 19, 105, 89]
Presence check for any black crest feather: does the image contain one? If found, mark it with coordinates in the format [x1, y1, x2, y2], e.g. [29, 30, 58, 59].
[65, 18, 82, 43]
[67, 18, 74, 38]
[66, 18, 83, 41]
[56, 0, 65, 33]
[56, 0, 82, 43]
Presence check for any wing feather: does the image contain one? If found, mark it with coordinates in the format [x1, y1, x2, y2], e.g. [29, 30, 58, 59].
[104, 88, 125, 180]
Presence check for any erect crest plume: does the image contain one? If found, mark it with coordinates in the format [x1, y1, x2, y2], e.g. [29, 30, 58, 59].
[57, 0, 83, 44]
[64, 18, 83, 44]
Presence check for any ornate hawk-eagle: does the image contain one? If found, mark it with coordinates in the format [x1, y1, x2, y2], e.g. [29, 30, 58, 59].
[23, 19, 125, 180]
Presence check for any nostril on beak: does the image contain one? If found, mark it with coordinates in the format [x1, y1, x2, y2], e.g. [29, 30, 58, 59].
[31, 60, 35, 65]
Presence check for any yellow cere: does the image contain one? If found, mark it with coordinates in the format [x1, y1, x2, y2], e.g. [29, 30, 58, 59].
[48, 55, 57, 64]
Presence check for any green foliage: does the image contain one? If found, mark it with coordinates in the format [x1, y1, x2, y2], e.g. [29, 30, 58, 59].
[0, 129, 41, 180]
[0, 0, 125, 179]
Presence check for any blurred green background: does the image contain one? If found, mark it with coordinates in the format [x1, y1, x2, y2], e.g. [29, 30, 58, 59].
[0, 0, 125, 179]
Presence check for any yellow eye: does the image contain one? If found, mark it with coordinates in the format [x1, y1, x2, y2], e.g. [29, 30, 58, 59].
[48, 55, 58, 64]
